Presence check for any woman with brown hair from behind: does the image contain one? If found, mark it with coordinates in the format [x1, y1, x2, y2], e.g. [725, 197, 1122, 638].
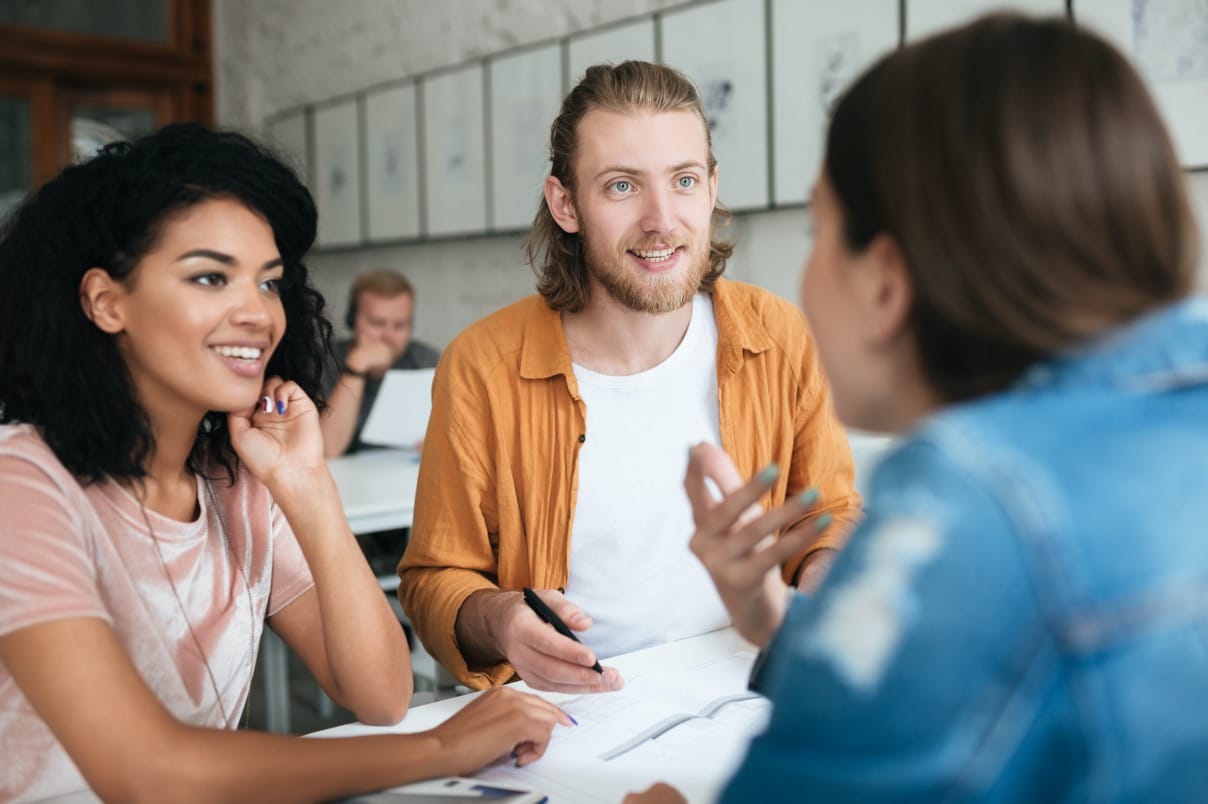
[633, 12, 1205, 803]
[0, 123, 570, 802]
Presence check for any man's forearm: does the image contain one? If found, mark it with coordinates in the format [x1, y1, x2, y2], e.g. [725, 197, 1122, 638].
[320, 375, 365, 457]
[455, 588, 521, 669]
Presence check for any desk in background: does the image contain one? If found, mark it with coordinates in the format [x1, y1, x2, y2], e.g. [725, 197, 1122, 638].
[326, 448, 420, 534]
[261, 449, 420, 733]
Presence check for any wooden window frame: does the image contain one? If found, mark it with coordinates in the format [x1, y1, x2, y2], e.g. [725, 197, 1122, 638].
[0, 0, 212, 186]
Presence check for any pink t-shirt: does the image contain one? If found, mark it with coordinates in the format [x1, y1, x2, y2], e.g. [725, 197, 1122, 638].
[0, 424, 315, 802]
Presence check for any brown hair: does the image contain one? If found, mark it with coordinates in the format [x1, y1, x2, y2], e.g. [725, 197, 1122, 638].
[826, 13, 1198, 402]
[524, 60, 734, 312]
[346, 268, 415, 328]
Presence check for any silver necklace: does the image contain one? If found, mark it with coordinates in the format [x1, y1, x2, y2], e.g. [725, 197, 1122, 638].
[137, 478, 257, 728]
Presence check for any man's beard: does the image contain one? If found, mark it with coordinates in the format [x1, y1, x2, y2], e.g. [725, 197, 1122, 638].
[582, 231, 711, 314]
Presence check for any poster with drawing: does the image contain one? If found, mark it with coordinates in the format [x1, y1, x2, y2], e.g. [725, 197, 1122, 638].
[312, 99, 362, 248]
[364, 82, 422, 242]
[1074, 0, 1208, 168]
[489, 43, 563, 231]
[906, 0, 1066, 40]
[423, 64, 488, 237]
[567, 17, 655, 88]
[771, 1, 899, 205]
[661, 0, 769, 211]
[266, 111, 310, 188]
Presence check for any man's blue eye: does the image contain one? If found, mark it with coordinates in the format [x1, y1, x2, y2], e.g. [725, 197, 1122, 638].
[678, 176, 696, 189]
[612, 180, 631, 193]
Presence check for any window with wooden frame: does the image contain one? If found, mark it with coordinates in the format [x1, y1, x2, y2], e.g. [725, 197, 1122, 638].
[0, 0, 212, 216]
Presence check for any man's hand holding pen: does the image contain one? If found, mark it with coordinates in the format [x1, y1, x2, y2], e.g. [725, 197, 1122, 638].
[500, 588, 625, 694]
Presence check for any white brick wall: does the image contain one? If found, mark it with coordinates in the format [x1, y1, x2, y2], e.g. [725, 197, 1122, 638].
[212, 1, 1208, 348]
[216, 0, 688, 132]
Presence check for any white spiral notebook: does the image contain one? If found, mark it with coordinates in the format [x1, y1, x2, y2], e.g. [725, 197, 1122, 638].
[478, 651, 770, 803]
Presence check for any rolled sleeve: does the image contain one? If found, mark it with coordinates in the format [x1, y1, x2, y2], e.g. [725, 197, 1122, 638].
[399, 347, 512, 688]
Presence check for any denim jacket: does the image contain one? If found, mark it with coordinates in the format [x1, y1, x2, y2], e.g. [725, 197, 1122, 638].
[724, 297, 1208, 803]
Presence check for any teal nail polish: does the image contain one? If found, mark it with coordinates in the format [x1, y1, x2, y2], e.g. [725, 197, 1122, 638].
[797, 487, 819, 506]
[757, 464, 779, 483]
[815, 513, 833, 530]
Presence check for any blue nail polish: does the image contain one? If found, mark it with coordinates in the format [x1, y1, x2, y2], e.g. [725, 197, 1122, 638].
[797, 487, 820, 506]
[757, 464, 779, 483]
[276, 399, 286, 414]
[568, 714, 579, 726]
[815, 513, 833, 530]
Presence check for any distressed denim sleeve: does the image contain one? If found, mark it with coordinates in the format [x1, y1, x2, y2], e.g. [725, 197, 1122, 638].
[721, 439, 1067, 802]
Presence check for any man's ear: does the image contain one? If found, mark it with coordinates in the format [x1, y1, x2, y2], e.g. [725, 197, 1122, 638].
[79, 268, 126, 334]
[860, 234, 913, 345]
[544, 176, 580, 234]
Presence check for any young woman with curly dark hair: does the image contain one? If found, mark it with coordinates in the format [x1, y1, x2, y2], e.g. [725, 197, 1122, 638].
[0, 123, 569, 802]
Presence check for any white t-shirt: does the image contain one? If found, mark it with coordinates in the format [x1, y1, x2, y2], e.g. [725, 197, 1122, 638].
[567, 293, 729, 659]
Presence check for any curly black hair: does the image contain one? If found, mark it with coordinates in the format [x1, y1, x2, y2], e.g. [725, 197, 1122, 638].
[0, 122, 332, 484]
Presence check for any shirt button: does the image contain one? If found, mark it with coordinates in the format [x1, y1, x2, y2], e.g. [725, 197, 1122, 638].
[578, 434, 586, 443]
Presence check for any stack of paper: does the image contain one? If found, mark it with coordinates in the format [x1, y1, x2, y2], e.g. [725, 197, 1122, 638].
[360, 368, 436, 448]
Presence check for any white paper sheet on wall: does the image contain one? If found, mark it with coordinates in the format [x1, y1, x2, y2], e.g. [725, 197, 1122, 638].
[359, 368, 436, 448]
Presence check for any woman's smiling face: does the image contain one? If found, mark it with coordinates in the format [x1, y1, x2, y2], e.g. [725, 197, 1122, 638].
[99, 197, 287, 422]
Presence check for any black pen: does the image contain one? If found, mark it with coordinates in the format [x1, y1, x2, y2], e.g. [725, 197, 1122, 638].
[522, 587, 604, 674]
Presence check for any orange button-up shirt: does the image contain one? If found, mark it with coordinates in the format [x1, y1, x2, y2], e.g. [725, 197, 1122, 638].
[399, 278, 861, 687]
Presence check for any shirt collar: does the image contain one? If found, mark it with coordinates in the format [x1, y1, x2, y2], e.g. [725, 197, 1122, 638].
[519, 296, 574, 381]
[1016, 296, 1208, 393]
[711, 278, 775, 381]
[516, 277, 775, 384]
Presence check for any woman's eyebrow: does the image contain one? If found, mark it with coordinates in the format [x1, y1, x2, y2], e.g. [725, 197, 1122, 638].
[176, 248, 234, 264]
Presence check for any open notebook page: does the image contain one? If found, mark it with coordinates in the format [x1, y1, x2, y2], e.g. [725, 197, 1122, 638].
[478, 651, 770, 803]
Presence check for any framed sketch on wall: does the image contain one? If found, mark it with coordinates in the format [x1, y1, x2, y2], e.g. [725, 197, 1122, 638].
[312, 99, 362, 248]
[422, 64, 487, 237]
[1073, 0, 1208, 169]
[364, 82, 422, 242]
[906, 0, 1066, 40]
[266, 110, 309, 188]
[661, 0, 769, 211]
[488, 42, 563, 231]
[567, 16, 656, 87]
[771, 0, 899, 205]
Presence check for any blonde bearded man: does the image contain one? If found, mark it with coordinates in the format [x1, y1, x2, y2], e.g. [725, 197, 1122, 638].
[400, 61, 861, 692]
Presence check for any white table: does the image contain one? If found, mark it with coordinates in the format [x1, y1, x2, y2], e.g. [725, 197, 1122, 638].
[312, 628, 763, 803]
[54, 631, 758, 804]
[326, 448, 421, 534]
[262, 449, 421, 733]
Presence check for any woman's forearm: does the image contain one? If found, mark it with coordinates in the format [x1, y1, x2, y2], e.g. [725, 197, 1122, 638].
[273, 470, 413, 723]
